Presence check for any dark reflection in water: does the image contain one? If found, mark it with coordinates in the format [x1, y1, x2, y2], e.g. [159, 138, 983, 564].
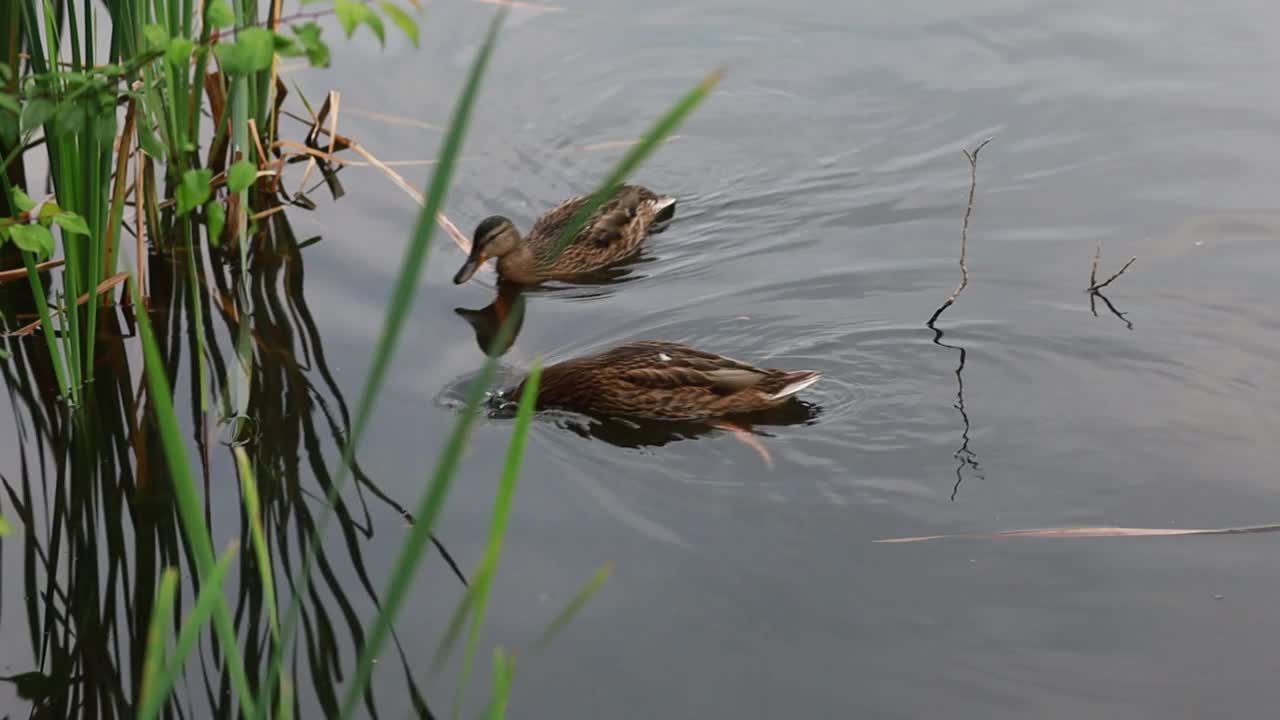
[552, 399, 822, 450]
[454, 283, 528, 357]
[930, 327, 984, 501]
[0, 214, 455, 718]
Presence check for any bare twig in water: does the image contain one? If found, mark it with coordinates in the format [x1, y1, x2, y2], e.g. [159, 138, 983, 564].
[1090, 256, 1136, 292]
[1087, 239, 1137, 329]
[928, 137, 992, 327]
[875, 523, 1280, 544]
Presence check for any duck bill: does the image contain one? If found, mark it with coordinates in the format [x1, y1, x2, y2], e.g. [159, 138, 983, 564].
[452, 251, 487, 284]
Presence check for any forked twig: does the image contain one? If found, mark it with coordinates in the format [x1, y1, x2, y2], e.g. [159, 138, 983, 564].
[1090, 255, 1136, 292]
[927, 137, 992, 327]
[1087, 239, 1137, 329]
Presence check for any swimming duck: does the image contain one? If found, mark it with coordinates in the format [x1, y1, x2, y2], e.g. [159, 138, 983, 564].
[512, 340, 821, 420]
[452, 185, 676, 286]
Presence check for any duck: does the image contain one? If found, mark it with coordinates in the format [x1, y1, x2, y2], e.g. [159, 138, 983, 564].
[510, 340, 821, 421]
[452, 184, 676, 286]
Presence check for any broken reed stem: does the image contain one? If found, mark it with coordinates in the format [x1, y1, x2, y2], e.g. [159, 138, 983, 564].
[927, 137, 992, 327]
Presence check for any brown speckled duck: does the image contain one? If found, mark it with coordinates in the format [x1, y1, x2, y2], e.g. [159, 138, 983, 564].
[514, 341, 821, 420]
[452, 185, 676, 286]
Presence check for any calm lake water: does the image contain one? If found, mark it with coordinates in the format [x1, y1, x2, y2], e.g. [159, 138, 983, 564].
[6, 0, 1280, 717]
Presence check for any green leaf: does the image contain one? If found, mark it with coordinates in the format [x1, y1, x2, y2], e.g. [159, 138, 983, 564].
[10, 223, 55, 260]
[0, 514, 12, 536]
[206, 202, 225, 246]
[37, 201, 62, 221]
[227, 159, 258, 193]
[54, 101, 87, 137]
[333, 0, 384, 44]
[206, 0, 234, 28]
[0, 109, 18, 147]
[54, 211, 91, 237]
[334, 0, 362, 38]
[291, 23, 331, 67]
[363, 11, 386, 46]
[176, 169, 213, 216]
[143, 24, 170, 51]
[10, 187, 35, 212]
[136, 122, 166, 159]
[94, 107, 117, 146]
[215, 27, 276, 74]
[0, 94, 19, 114]
[379, 2, 419, 47]
[20, 98, 54, 133]
[166, 37, 194, 67]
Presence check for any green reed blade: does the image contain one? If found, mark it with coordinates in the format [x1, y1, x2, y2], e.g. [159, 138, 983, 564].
[549, 69, 723, 261]
[336, 312, 521, 720]
[138, 544, 239, 720]
[21, 252, 71, 400]
[277, 674, 295, 720]
[235, 447, 280, 646]
[451, 362, 541, 719]
[489, 648, 514, 720]
[471, 563, 613, 720]
[136, 568, 178, 718]
[132, 276, 258, 718]
[431, 363, 543, 675]
[264, 9, 508, 719]
[534, 563, 613, 651]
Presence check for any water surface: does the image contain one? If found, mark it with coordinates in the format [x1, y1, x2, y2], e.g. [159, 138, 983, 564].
[6, 0, 1280, 717]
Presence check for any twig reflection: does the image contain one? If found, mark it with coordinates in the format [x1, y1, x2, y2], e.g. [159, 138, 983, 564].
[931, 327, 984, 500]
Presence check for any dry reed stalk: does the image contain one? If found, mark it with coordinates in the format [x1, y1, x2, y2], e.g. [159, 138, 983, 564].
[6, 272, 129, 336]
[0, 259, 65, 285]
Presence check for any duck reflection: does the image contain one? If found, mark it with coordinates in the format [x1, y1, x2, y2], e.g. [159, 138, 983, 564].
[550, 400, 822, 451]
[453, 282, 528, 357]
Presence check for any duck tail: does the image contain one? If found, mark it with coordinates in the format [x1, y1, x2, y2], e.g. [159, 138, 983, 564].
[649, 195, 677, 232]
[768, 371, 822, 401]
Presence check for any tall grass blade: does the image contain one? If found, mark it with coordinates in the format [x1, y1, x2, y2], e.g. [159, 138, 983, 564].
[267, 9, 509, 717]
[550, 69, 723, 260]
[337, 311, 518, 720]
[132, 277, 258, 718]
[138, 545, 240, 720]
[452, 362, 541, 719]
[21, 252, 72, 400]
[235, 447, 280, 645]
[137, 569, 179, 718]
[429, 361, 539, 673]
[534, 563, 613, 651]
[489, 649, 514, 720]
